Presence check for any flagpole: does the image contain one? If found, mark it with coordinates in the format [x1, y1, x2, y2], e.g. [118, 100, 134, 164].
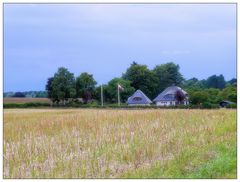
[118, 84, 120, 106]
[101, 84, 103, 107]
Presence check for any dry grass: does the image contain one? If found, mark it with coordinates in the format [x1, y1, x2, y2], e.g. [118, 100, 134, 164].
[3, 109, 236, 178]
[3, 98, 51, 103]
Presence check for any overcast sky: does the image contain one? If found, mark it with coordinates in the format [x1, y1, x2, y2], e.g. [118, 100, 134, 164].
[4, 4, 236, 92]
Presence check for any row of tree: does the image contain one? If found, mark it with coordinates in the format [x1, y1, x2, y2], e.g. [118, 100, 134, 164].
[45, 62, 237, 105]
[3, 91, 47, 98]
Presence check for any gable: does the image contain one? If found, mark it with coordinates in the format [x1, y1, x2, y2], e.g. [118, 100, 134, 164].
[127, 90, 152, 104]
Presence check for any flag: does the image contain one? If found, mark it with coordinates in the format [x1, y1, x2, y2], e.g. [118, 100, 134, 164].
[117, 84, 124, 106]
[118, 84, 124, 92]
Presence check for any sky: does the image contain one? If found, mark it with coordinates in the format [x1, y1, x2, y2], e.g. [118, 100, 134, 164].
[4, 4, 237, 92]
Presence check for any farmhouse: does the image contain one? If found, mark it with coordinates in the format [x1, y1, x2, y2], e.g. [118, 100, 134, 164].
[127, 90, 152, 106]
[153, 86, 189, 106]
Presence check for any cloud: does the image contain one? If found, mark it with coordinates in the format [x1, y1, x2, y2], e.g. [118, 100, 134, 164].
[3, 4, 237, 91]
[4, 4, 236, 32]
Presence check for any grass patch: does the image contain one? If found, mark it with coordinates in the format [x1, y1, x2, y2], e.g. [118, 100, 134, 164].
[122, 143, 236, 179]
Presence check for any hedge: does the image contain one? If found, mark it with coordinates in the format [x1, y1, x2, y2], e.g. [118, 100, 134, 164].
[3, 102, 51, 108]
[226, 103, 237, 108]
[3, 102, 236, 109]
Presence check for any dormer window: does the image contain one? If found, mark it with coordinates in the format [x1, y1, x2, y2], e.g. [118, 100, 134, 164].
[133, 97, 142, 101]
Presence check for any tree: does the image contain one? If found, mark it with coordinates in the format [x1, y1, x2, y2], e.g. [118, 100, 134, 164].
[206, 74, 226, 89]
[12, 92, 25, 97]
[153, 62, 184, 93]
[228, 93, 237, 103]
[46, 77, 54, 100]
[182, 77, 206, 89]
[76, 72, 97, 103]
[198, 79, 208, 89]
[190, 91, 209, 105]
[82, 90, 92, 103]
[49, 67, 76, 104]
[35, 91, 48, 98]
[3, 92, 14, 97]
[218, 85, 237, 103]
[92, 84, 109, 103]
[227, 78, 237, 85]
[122, 62, 158, 99]
[105, 78, 135, 103]
[206, 88, 220, 103]
[175, 90, 185, 104]
[183, 77, 199, 87]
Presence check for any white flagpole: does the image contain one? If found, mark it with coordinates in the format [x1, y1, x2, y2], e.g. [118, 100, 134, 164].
[118, 84, 120, 106]
[101, 84, 103, 107]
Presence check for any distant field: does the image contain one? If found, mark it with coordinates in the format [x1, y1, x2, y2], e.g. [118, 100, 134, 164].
[3, 97, 51, 103]
[3, 109, 236, 179]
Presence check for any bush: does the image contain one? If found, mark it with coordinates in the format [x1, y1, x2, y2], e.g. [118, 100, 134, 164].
[4, 102, 50, 108]
[3, 101, 224, 109]
[201, 102, 220, 109]
[188, 104, 201, 109]
[226, 103, 237, 109]
[211, 104, 221, 109]
[202, 102, 212, 109]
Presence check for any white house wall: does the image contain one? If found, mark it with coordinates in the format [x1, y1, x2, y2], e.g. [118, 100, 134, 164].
[156, 101, 175, 106]
[156, 100, 189, 106]
[128, 104, 151, 106]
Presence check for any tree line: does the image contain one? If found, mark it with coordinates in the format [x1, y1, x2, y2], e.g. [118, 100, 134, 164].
[45, 62, 237, 106]
[4, 91, 47, 98]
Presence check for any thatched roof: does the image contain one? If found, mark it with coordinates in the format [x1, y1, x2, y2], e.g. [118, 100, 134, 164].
[153, 86, 188, 102]
[127, 90, 152, 104]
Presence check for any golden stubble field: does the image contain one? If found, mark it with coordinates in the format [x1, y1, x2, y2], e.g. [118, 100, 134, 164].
[3, 109, 236, 179]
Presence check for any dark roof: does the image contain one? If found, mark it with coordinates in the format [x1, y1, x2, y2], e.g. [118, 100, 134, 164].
[219, 100, 235, 107]
[127, 90, 152, 104]
[219, 100, 235, 104]
[153, 86, 188, 102]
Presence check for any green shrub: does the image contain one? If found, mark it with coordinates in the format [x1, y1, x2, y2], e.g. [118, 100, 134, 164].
[226, 103, 237, 109]
[211, 104, 221, 109]
[3, 101, 225, 109]
[202, 102, 212, 109]
[3, 102, 50, 108]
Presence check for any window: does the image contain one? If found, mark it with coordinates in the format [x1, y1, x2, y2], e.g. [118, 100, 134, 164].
[133, 97, 142, 101]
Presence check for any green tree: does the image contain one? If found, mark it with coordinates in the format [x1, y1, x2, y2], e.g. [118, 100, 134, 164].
[218, 85, 237, 103]
[35, 91, 47, 98]
[12, 92, 25, 97]
[198, 79, 207, 89]
[190, 91, 209, 105]
[153, 62, 184, 93]
[206, 74, 226, 89]
[183, 77, 199, 87]
[49, 67, 76, 104]
[105, 78, 135, 103]
[122, 62, 158, 99]
[183, 77, 206, 89]
[76, 72, 97, 103]
[46, 77, 54, 100]
[206, 88, 220, 103]
[93, 84, 109, 103]
[185, 86, 201, 95]
[227, 78, 237, 85]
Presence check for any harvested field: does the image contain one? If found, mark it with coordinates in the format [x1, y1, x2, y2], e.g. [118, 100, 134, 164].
[3, 109, 236, 179]
[3, 98, 51, 103]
